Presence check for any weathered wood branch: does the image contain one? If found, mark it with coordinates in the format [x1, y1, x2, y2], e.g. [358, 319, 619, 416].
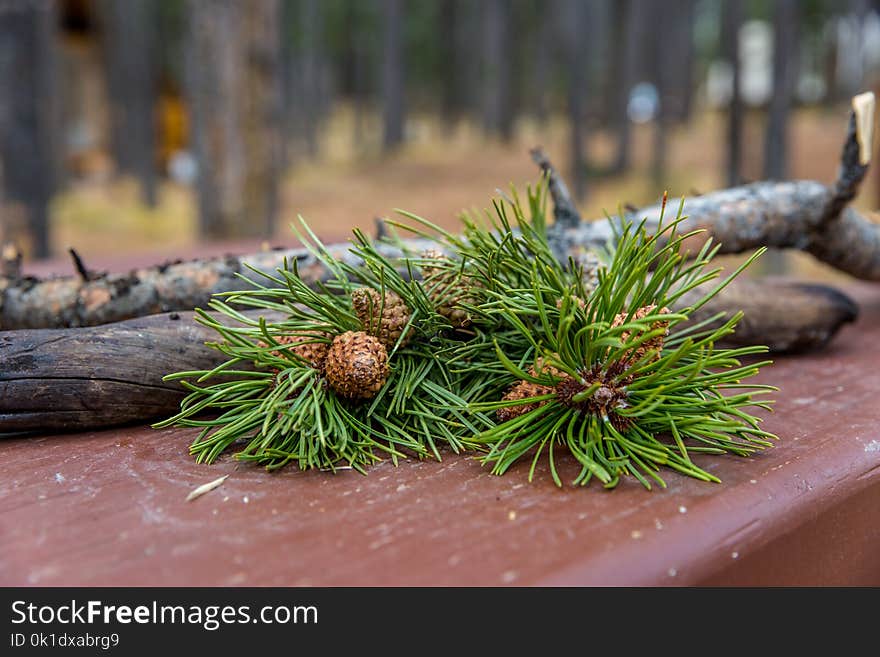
[679, 279, 857, 353]
[0, 277, 856, 434]
[0, 311, 226, 433]
[530, 146, 581, 228]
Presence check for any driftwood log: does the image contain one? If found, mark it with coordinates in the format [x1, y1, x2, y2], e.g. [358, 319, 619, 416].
[0, 94, 875, 336]
[0, 311, 227, 433]
[0, 278, 856, 434]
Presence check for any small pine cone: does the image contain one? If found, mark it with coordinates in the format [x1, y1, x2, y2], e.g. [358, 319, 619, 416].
[257, 334, 329, 370]
[497, 380, 553, 423]
[611, 304, 671, 363]
[324, 331, 390, 399]
[351, 287, 413, 348]
[420, 249, 478, 328]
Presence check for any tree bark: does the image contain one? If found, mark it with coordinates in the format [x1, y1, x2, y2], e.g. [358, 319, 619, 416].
[650, 0, 670, 188]
[185, 0, 282, 240]
[0, 310, 230, 433]
[300, 0, 325, 159]
[0, 0, 58, 259]
[667, 0, 696, 124]
[531, 7, 554, 126]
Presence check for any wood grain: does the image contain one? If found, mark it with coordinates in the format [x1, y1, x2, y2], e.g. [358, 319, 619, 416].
[0, 311, 226, 432]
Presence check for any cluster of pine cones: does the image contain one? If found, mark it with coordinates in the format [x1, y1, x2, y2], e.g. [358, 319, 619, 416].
[260, 252, 479, 400]
[259, 289, 404, 400]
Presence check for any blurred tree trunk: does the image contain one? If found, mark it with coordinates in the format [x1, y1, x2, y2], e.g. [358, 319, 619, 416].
[482, 0, 513, 141]
[97, 0, 158, 208]
[650, 1, 671, 187]
[562, 0, 591, 201]
[763, 0, 799, 181]
[382, 0, 405, 152]
[301, 0, 324, 159]
[350, 3, 369, 152]
[722, 0, 744, 187]
[186, 0, 282, 240]
[439, 0, 462, 130]
[0, 0, 58, 258]
[611, 0, 639, 174]
[667, 0, 696, 124]
[531, 8, 554, 126]
[280, 0, 296, 168]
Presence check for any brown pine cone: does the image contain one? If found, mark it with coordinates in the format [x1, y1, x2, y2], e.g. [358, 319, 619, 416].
[258, 334, 329, 370]
[351, 287, 413, 348]
[420, 249, 478, 328]
[497, 379, 554, 423]
[611, 304, 671, 363]
[324, 331, 390, 399]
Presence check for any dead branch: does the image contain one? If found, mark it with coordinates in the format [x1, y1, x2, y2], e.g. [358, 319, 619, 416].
[530, 146, 581, 228]
[678, 278, 857, 353]
[0, 311, 228, 433]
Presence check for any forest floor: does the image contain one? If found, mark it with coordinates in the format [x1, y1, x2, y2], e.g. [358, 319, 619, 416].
[32, 104, 877, 284]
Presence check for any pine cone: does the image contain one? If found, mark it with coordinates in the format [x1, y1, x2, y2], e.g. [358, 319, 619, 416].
[496, 358, 563, 421]
[611, 304, 671, 363]
[258, 334, 329, 370]
[351, 287, 413, 348]
[420, 249, 478, 328]
[324, 331, 390, 399]
[530, 358, 564, 380]
[497, 379, 553, 423]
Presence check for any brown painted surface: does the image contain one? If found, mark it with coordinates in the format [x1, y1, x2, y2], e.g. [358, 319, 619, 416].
[2, 284, 880, 587]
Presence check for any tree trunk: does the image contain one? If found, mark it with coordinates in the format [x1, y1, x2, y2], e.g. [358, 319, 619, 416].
[300, 0, 324, 159]
[185, 0, 282, 240]
[651, 1, 671, 187]
[763, 0, 799, 181]
[531, 8, 554, 126]
[0, 0, 58, 259]
[382, 0, 405, 152]
[722, 0, 744, 187]
[668, 0, 696, 123]
[482, 0, 513, 141]
[97, 0, 159, 208]
[439, 0, 463, 130]
[562, 0, 591, 200]
[611, 0, 639, 174]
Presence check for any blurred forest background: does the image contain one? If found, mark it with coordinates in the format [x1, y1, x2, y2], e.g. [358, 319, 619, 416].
[1, 0, 880, 278]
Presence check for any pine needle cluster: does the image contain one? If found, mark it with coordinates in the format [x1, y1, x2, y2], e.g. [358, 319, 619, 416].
[156, 180, 775, 489]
